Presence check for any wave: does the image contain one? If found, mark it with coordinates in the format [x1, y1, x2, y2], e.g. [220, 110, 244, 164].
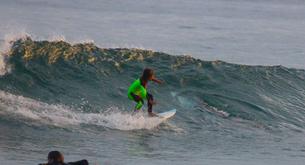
[0, 37, 305, 132]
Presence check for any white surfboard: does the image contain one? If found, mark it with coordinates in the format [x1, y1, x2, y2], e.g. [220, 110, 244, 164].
[157, 109, 176, 119]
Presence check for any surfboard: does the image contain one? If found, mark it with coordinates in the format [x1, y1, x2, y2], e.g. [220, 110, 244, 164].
[157, 109, 176, 119]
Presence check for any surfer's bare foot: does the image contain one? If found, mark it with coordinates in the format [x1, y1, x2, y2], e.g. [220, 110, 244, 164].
[148, 112, 158, 117]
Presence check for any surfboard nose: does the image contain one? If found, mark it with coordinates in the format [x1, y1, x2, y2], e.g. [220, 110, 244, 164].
[157, 109, 177, 119]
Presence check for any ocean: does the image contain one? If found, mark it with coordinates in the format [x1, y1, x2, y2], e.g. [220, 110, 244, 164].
[0, 0, 305, 165]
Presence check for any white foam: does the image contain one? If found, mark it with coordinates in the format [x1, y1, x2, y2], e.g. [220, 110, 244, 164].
[47, 34, 66, 42]
[0, 54, 11, 76]
[0, 31, 30, 53]
[0, 90, 164, 130]
[0, 31, 30, 76]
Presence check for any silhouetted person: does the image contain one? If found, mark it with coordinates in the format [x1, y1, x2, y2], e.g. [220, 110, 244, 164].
[39, 151, 88, 165]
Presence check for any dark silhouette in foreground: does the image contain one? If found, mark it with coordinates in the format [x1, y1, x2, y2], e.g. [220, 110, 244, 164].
[39, 151, 88, 165]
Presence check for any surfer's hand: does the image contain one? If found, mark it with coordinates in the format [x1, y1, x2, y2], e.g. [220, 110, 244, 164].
[157, 79, 164, 84]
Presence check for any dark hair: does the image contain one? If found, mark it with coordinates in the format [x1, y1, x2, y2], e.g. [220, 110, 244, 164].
[141, 68, 154, 81]
[48, 151, 62, 163]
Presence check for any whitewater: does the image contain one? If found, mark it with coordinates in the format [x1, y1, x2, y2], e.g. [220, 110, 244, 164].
[0, 0, 305, 165]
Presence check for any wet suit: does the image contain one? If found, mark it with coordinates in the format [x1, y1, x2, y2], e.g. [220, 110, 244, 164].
[38, 160, 88, 165]
[128, 79, 154, 112]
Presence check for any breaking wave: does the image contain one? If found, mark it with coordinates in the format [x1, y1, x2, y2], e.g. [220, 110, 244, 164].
[0, 37, 305, 132]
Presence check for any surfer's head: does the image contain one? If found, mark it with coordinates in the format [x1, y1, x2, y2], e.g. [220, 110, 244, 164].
[47, 151, 64, 164]
[141, 68, 154, 81]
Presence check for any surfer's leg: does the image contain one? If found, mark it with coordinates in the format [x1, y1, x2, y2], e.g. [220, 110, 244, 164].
[147, 93, 154, 113]
[131, 93, 144, 110]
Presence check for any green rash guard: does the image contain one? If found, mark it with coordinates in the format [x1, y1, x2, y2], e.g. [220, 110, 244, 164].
[128, 79, 147, 109]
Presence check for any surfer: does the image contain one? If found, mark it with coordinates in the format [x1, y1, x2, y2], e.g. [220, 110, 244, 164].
[128, 68, 163, 116]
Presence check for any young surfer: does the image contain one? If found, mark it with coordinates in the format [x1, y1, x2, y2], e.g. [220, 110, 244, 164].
[128, 68, 163, 116]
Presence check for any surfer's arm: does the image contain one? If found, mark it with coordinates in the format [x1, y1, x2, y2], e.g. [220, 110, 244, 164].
[151, 77, 163, 84]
